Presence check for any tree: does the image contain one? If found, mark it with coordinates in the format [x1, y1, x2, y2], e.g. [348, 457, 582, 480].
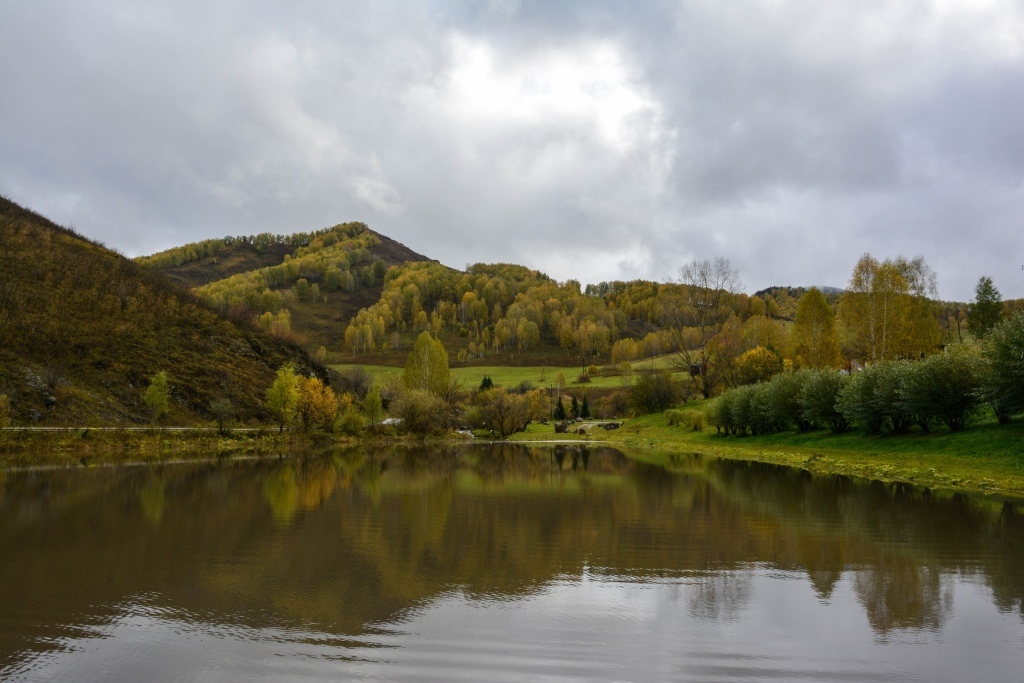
[669, 258, 740, 398]
[209, 397, 233, 436]
[0, 393, 9, 428]
[793, 288, 841, 369]
[580, 394, 591, 419]
[266, 364, 299, 433]
[404, 331, 452, 397]
[362, 386, 384, 428]
[554, 396, 567, 420]
[474, 387, 542, 437]
[629, 370, 676, 414]
[967, 276, 1003, 339]
[734, 346, 784, 385]
[839, 254, 940, 362]
[799, 370, 849, 433]
[902, 345, 981, 432]
[983, 313, 1024, 418]
[479, 375, 494, 392]
[143, 372, 170, 425]
[296, 376, 337, 432]
[570, 395, 579, 419]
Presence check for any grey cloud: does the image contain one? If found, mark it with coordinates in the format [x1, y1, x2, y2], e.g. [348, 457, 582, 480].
[1, 0, 1022, 300]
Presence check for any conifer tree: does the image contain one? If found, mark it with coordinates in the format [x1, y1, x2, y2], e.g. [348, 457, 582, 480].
[570, 395, 579, 419]
[580, 394, 590, 419]
[555, 396, 567, 420]
[967, 276, 1003, 338]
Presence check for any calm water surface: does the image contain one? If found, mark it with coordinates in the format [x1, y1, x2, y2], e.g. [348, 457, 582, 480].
[1, 445, 1023, 682]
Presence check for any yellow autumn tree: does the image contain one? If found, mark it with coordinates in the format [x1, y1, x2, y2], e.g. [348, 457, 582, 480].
[838, 254, 940, 362]
[793, 288, 841, 369]
[295, 376, 337, 431]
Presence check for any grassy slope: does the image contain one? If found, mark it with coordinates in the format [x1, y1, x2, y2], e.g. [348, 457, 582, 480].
[507, 405, 1024, 497]
[0, 197, 326, 426]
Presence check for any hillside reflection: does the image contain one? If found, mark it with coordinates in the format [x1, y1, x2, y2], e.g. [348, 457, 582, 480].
[1, 445, 1022, 671]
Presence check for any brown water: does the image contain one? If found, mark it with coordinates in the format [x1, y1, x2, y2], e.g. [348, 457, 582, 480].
[1, 445, 1023, 682]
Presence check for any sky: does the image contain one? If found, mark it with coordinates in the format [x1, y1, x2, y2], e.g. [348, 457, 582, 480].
[2, 0, 1023, 301]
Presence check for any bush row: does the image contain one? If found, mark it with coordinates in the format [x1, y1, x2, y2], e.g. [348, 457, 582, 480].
[708, 314, 1024, 437]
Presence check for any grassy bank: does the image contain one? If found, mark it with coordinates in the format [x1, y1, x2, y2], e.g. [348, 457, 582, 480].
[508, 408, 1024, 497]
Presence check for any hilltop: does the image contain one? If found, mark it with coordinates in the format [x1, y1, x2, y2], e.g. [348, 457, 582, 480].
[0, 197, 326, 426]
[137, 224, 437, 357]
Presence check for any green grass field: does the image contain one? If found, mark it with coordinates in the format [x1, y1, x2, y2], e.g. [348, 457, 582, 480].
[331, 354, 690, 390]
[332, 363, 658, 389]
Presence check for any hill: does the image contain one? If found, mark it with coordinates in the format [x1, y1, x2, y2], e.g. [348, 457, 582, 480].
[0, 197, 327, 426]
[137, 224, 436, 356]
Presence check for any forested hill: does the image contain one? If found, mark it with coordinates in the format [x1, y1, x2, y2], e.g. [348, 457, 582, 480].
[0, 196, 326, 425]
[137, 225, 432, 289]
[137, 222, 440, 357]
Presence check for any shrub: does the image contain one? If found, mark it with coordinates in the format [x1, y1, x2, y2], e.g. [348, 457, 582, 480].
[710, 392, 736, 435]
[799, 370, 849, 433]
[576, 373, 591, 384]
[665, 408, 684, 426]
[629, 370, 676, 414]
[873, 360, 917, 433]
[729, 384, 755, 435]
[902, 345, 982, 432]
[681, 409, 705, 432]
[334, 407, 367, 435]
[837, 365, 887, 434]
[763, 370, 813, 432]
[392, 389, 449, 434]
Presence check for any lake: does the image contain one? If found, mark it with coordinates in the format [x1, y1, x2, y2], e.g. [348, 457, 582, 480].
[1, 444, 1023, 682]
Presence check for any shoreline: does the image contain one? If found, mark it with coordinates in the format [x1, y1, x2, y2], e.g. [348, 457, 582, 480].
[3, 420, 1023, 499]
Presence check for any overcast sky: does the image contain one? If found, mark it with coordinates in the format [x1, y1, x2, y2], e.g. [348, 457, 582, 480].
[2, 0, 1023, 300]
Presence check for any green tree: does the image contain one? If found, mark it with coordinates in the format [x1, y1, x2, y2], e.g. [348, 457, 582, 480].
[629, 370, 676, 414]
[967, 276, 1002, 339]
[902, 345, 981, 432]
[362, 386, 384, 428]
[580, 394, 591, 419]
[793, 288, 841, 369]
[799, 370, 849, 433]
[209, 397, 233, 436]
[266, 364, 299, 433]
[143, 372, 170, 425]
[570, 395, 579, 419]
[554, 396, 567, 420]
[404, 332, 452, 398]
[982, 313, 1024, 418]
[479, 375, 494, 392]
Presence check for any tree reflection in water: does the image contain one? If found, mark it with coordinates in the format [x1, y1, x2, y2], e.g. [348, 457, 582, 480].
[1, 444, 1023, 674]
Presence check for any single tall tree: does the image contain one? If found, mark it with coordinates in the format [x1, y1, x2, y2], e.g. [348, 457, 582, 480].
[143, 372, 170, 425]
[266, 364, 299, 433]
[967, 276, 1003, 338]
[404, 331, 452, 398]
[793, 288, 841, 369]
[668, 257, 741, 398]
